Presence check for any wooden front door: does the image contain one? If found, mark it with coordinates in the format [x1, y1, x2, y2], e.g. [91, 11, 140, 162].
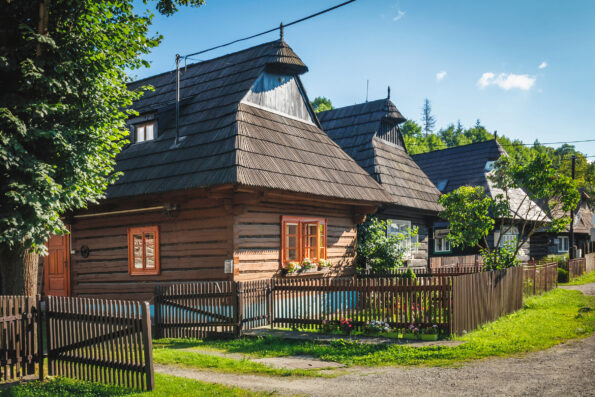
[44, 233, 70, 296]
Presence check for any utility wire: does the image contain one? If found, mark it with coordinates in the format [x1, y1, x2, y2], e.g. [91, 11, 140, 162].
[182, 0, 356, 59]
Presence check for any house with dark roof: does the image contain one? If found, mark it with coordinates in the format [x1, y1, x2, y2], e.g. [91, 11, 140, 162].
[530, 191, 593, 258]
[42, 40, 391, 300]
[318, 97, 443, 268]
[412, 139, 546, 261]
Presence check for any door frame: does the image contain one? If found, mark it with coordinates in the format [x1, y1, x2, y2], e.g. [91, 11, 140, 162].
[44, 226, 71, 297]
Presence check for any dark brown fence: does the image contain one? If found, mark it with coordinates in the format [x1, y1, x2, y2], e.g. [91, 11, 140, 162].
[154, 281, 237, 339]
[0, 296, 40, 382]
[238, 280, 271, 331]
[568, 258, 586, 280]
[430, 254, 482, 269]
[271, 277, 452, 332]
[46, 296, 154, 391]
[450, 266, 524, 335]
[522, 263, 557, 295]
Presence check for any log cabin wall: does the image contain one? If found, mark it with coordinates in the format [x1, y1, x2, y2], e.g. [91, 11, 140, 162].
[232, 193, 360, 281]
[70, 194, 233, 301]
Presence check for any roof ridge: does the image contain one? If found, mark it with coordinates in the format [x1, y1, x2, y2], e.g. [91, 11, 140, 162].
[411, 138, 501, 157]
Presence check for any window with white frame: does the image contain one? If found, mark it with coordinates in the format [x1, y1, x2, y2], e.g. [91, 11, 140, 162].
[387, 219, 418, 259]
[497, 227, 518, 248]
[555, 236, 569, 253]
[434, 229, 451, 253]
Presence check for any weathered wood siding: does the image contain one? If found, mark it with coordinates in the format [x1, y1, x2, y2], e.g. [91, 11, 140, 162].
[233, 195, 358, 281]
[70, 196, 233, 301]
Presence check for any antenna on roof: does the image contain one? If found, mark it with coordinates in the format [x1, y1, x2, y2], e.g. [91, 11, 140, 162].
[387, 86, 390, 100]
[280, 23, 284, 40]
[366, 79, 369, 102]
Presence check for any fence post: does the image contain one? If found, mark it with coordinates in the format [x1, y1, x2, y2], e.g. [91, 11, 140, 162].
[533, 265, 536, 295]
[153, 286, 161, 339]
[141, 302, 155, 391]
[45, 296, 53, 376]
[267, 279, 273, 328]
[234, 282, 244, 337]
[36, 295, 44, 380]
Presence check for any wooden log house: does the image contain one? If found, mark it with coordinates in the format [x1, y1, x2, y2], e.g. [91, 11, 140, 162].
[41, 40, 391, 301]
[318, 97, 443, 268]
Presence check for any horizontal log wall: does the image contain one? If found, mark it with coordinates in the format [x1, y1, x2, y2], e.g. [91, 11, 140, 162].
[71, 195, 233, 301]
[233, 196, 359, 281]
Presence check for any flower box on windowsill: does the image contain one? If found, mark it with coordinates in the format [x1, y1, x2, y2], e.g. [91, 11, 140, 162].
[285, 268, 330, 277]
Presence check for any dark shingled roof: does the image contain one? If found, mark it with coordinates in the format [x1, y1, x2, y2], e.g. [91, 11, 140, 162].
[413, 140, 546, 221]
[318, 99, 442, 213]
[107, 40, 391, 203]
[412, 139, 506, 194]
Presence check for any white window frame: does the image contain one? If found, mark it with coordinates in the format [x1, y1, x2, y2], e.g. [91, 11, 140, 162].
[434, 229, 451, 253]
[387, 219, 418, 259]
[556, 236, 569, 253]
[496, 227, 519, 248]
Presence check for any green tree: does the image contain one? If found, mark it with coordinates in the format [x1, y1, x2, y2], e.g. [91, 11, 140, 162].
[0, 0, 203, 295]
[439, 154, 580, 269]
[421, 98, 436, 136]
[356, 218, 418, 271]
[310, 96, 333, 113]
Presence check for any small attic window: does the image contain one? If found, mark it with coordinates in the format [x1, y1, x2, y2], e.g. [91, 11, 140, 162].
[484, 161, 496, 172]
[436, 179, 448, 192]
[135, 121, 156, 143]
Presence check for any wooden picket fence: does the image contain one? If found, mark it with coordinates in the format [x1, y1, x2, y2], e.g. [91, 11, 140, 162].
[154, 281, 237, 339]
[45, 296, 154, 390]
[0, 296, 40, 382]
[451, 266, 524, 334]
[522, 262, 558, 296]
[568, 258, 586, 280]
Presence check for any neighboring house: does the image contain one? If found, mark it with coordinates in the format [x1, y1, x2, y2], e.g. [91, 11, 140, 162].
[412, 140, 545, 262]
[318, 97, 443, 268]
[531, 191, 593, 258]
[41, 40, 391, 300]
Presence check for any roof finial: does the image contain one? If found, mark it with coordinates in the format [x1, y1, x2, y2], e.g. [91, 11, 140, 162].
[280, 22, 284, 41]
[387, 86, 391, 100]
[494, 130, 498, 139]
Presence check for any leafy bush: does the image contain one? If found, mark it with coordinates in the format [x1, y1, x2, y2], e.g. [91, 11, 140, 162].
[320, 319, 338, 334]
[480, 240, 520, 270]
[356, 217, 417, 271]
[558, 268, 569, 283]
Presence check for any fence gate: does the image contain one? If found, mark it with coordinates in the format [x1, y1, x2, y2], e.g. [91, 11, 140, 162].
[154, 281, 237, 338]
[0, 296, 40, 381]
[46, 296, 154, 390]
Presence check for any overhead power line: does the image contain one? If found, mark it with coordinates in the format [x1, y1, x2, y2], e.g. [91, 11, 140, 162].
[182, 0, 356, 59]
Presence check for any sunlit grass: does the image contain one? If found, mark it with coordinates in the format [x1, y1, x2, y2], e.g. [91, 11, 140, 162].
[560, 271, 595, 286]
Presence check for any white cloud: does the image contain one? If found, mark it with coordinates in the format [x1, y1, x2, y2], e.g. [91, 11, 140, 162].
[538, 61, 548, 69]
[477, 72, 536, 91]
[436, 71, 447, 81]
[393, 10, 405, 21]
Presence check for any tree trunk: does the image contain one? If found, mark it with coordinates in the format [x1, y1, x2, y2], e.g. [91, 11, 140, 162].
[0, 243, 39, 296]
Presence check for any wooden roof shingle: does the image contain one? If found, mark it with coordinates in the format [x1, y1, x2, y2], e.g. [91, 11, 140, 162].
[318, 99, 442, 213]
[107, 40, 391, 204]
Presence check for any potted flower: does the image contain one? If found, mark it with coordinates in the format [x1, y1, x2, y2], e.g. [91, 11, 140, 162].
[403, 324, 420, 340]
[421, 325, 439, 341]
[320, 319, 338, 334]
[316, 259, 332, 270]
[339, 318, 353, 335]
[301, 258, 316, 272]
[364, 319, 391, 336]
[287, 261, 302, 274]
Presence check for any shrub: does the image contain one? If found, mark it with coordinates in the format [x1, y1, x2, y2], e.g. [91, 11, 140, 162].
[558, 268, 569, 283]
[320, 319, 338, 334]
[339, 318, 353, 335]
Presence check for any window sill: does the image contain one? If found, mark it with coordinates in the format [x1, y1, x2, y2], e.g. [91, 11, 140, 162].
[283, 268, 331, 277]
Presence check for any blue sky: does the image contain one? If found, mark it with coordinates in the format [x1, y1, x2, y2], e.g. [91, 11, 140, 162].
[132, 0, 595, 157]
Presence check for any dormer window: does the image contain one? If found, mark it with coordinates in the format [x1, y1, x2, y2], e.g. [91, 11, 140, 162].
[135, 121, 156, 143]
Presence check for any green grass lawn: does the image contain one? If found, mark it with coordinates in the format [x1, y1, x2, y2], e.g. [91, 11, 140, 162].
[0, 374, 271, 397]
[559, 271, 595, 286]
[154, 288, 595, 367]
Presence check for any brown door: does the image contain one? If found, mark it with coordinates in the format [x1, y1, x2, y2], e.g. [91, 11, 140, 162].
[44, 233, 70, 296]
